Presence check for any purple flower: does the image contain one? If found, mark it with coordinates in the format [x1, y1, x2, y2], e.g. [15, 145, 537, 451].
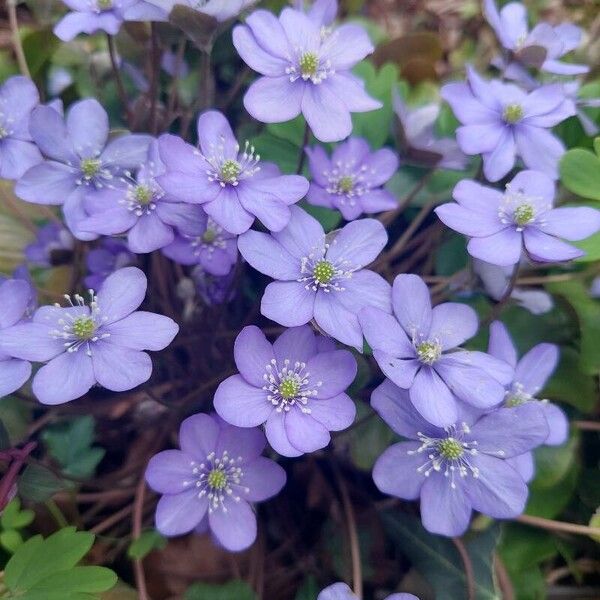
[306, 137, 398, 220]
[145, 413, 286, 552]
[24, 222, 75, 268]
[232, 6, 381, 142]
[214, 325, 356, 457]
[435, 170, 600, 266]
[163, 211, 238, 276]
[0, 279, 34, 398]
[84, 238, 136, 290]
[54, 0, 167, 42]
[563, 80, 600, 137]
[318, 582, 417, 600]
[0, 76, 42, 180]
[441, 67, 575, 181]
[0, 267, 178, 405]
[158, 110, 309, 234]
[392, 89, 468, 170]
[483, 0, 589, 77]
[145, 0, 255, 22]
[371, 379, 548, 536]
[295, 0, 337, 27]
[359, 274, 513, 427]
[488, 321, 568, 451]
[16, 99, 152, 240]
[190, 266, 236, 306]
[238, 206, 391, 350]
[78, 141, 205, 253]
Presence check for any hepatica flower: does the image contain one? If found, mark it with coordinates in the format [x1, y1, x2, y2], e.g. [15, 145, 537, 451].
[54, 0, 167, 42]
[16, 99, 152, 240]
[191, 266, 236, 306]
[146, 0, 254, 22]
[441, 67, 575, 181]
[0, 279, 35, 398]
[371, 379, 548, 536]
[238, 206, 391, 350]
[24, 222, 74, 268]
[79, 140, 205, 253]
[318, 582, 417, 600]
[435, 170, 600, 266]
[233, 6, 381, 142]
[0, 267, 178, 405]
[359, 274, 512, 427]
[483, 0, 588, 77]
[306, 137, 399, 220]
[158, 110, 308, 234]
[163, 211, 238, 276]
[84, 238, 136, 290]
[215, 325, 356, 457]
[146, 413, 286, 552]
[0, 76, 42, 180]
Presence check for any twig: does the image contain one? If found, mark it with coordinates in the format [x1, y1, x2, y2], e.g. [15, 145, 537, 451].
[517, 513, 600, 537]
[332, 467, 362, 599]
[573, 420, 600, 432]
[484, 262, 520, 325]
[148, 23, 161, 134]
[296, 123, 310, 174]
[132, 475, 150, 600]
[106, 34, 133, 125]
[219, 66, 251, 111]
[494, 553, 515, 600]
[452, 536, 475, 600]
[7, 0, 30, 78]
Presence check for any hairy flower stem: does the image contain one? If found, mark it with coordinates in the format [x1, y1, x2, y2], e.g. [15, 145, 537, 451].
[452, 537, 475, 600]
[296, 122, 311, 174]
[518, 513, 600, 538]
[7, 0, 30, 78]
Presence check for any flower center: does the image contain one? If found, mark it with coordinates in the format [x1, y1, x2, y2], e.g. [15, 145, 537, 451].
[438, 437, 464, 460]
[338, 175, 354, 194]
[133, 185, 153, 205]
[80, 158, 102, 179]
[220, 159, 242, 184]
[202, 228, 217, 244]
[207, 468, 228, 490]
[313, 260, 335, 284]
[513, 203, 534, 226]
[72, 316, 96, 339]
[97, 0, 112, 9]
[0, 125, 7, 139]
[416, 340, 442, 365]
[300, 52, 319, 78]
[503, 103, 523, 124]
[279, 377, 300, 399]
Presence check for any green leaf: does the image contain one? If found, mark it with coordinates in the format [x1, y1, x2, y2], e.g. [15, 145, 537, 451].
[499, 524, 557, 573]
[267, 116, 307, 147]
[0, 419, 11, 450]
[301, 202, 341, 233]
[347, 402, 394, 471]
[294, 576, 320, 600]
[560, 148, 600, 201]
[127, 530, 166, 560]
[594, 137, 600, 157]
[252, 131, 300, 174]
[532, 434, 579, 489]
[573, 231, 600, 262]
[18, 464, 64, 503]
[0, 529, 24, 554]
[588, 507, 600, 543]
[383, 512, 500, 600]
[42, 416, 105, 479]
[1, 498, 34, 531]
[28, 566, 117, 594]
[184, 580, 257, 600]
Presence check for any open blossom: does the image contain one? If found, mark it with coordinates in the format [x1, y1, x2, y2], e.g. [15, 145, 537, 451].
[0, 76, 42, 180]
[54, 0, 167, 42]
[233, 6, 381, 142]
[0, 279, 34, 398]
[318, 582, 417, 600]
[359, 274, 512, 427]
[392, 89, 467, 171]
[441, 67, 575, 181]
[305, 137, 398, 220]
[215, 325, 356, 457]
[84, 238, 136, 290]
[146, 413, 286, 552]
[0, 267, 178, 405]
[145, 0, 254, 22]
[435, 170, 600, 266]
[238, 206, 391, 350]
[158, 110, 308, 234]
[78, 140, 205, 253]
[24, 222, 74, 268]
[295, 0, 337, 27]
[163, 211, 238, 276]
[483, 0, 588, 78]
[371, 379, 548, 536]
[16, 99, 152, 241]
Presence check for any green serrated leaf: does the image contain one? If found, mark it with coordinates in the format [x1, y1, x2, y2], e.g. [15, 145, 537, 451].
[184, 580, 257, 600]
[18, 464, 64, 503]
[560, 148, 600, 201]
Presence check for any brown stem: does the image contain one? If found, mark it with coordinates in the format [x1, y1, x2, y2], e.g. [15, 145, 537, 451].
[148, 23, 161, 135]
[517, 513, 600, 537]
[132, 476, 149, 600]
[7, 0, 30, 78]
[574, 420, 600, 432]
[296, 123, 310, 174]
[452, 536, 475, 600]
[106, 34, 133, 126]
[494, 553, 515, 600]
[484, 262, 520, 325]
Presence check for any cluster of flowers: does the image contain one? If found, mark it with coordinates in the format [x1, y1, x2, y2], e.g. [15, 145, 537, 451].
[0, 0, 597, 594]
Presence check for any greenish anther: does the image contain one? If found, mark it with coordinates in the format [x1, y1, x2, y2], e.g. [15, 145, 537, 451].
[0, 125, 7, 139]
[72, 316, 96, 340]
[417, 341, 441, 365]
[97, 0, 112, 9]
[503, 103, 523, 124]
[313, 260, 335, 284]
[220, 159, 241, 183]
[338, 176, 354, 194]
[202, 229, 217, 244]
[438, 438, 464, 460]
[505, 394, 526, 407]
[513, 203, 534, 226]
[279, 378, 300, 399]
[80, 158, 101, 179]
[134, 185, 153, 205]
[300, 52, 319, 78]
[207, 469, 227, 490]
